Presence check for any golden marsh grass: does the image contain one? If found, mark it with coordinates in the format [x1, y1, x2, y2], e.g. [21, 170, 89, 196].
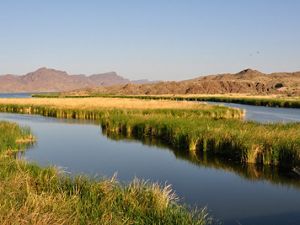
[0, 97, 214, 110]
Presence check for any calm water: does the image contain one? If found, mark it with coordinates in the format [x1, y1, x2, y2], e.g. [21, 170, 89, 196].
[0, 93, 32, 98]
[0, 112, 300, 225]
[206, 102, 300, 123]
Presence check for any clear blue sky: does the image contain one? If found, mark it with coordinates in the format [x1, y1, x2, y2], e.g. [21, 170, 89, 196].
[1, 0, 299, 80]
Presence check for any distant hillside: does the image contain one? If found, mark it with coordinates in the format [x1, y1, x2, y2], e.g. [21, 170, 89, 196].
[0, 67, 153, 93]
[68, 69, 300, 96]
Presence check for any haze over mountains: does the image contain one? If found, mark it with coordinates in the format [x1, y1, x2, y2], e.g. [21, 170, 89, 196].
[0, 67, 153, 93]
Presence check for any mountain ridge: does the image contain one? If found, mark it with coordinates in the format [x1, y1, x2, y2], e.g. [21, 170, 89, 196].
[0, 67, 152, 93]
[1, 67, 300, 95]
[68, 68, 300, 96]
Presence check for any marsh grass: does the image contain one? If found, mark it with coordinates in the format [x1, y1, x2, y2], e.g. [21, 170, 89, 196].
[116, 94, 300, 108]
[0, 98, 299, 167]
[0, 121, 212, 225]
[100, 112, 300, 167]
[0, 121, 34, 153]
[0, 97, 245, 112]
[33, 93, 300, 108]
[0, 159, 211, 225]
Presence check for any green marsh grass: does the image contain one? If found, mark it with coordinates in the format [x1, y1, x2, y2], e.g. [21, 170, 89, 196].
[0, 121, 212, 225]
[100, 111, 300, 167]
[0, 121, 34, 153]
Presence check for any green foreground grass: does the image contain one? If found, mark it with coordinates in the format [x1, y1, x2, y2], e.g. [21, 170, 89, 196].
[0, 121, 211, 225]
[0, 99, 299, 167]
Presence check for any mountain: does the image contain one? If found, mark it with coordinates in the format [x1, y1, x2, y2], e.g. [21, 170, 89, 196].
[71, 69, 300, 96]
[0, 68, 152, 93]
[2, 68, 300, 95]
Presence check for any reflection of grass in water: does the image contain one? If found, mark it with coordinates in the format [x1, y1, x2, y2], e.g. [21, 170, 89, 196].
[0, 121, 212, 225]
[103, 130, 300, 191]
[0, 97, 299, 168]
[184, 152, 300, 189]
[100, 112, 300, 168]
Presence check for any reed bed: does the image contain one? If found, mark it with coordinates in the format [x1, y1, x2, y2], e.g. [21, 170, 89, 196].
[0, 121, 212, 225]
[100, 112, 300, 167]
[0, 97, 244, 120]
[0, 98, 299, 167]
[108, 94, 300, 108]
[33, 93, 300, 108]
[0, 97, 243, 111]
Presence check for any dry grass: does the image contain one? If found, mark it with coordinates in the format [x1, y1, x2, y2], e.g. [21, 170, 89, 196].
[170, 94, 300, 101]
[105, 93, 300, 102]
[170, 94, 295, 99]
[33, 92, 300, 108]
[0, 97, 215, 110]
[84, 94, 300, 108]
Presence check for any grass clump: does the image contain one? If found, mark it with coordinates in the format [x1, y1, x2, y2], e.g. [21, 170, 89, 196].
[0, 121, 34, 153]
[0, 121, 212, 225]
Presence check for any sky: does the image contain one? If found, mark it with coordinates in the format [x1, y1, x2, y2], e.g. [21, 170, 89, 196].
[0, 0, 300, 80]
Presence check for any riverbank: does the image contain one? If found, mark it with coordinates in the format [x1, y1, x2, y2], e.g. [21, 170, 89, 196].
[0, 98, 299, 168]
[0, 121, 211, 225]
[32, 93, 300, 108]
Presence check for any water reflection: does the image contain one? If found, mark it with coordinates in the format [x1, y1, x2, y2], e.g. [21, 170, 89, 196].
[0, 93, 32, 98]
[103, 131, 300, 191]
[206, 101, 300, 123]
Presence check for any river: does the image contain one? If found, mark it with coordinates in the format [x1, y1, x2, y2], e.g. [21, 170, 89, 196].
[206, 101, 300, 123]
[0, 93, 32, 98]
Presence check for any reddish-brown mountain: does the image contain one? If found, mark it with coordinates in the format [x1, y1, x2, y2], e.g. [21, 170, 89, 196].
[0, 68, 151, 93]
[72, 69, 300, 96]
